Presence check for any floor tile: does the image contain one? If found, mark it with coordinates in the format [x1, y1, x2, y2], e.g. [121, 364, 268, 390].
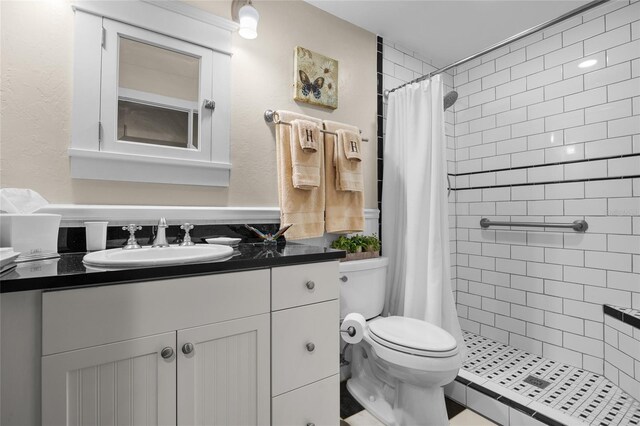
[461, 331, 640, 425]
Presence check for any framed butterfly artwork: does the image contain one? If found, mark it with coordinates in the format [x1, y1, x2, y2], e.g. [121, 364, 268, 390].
[293, 46, 338, 110]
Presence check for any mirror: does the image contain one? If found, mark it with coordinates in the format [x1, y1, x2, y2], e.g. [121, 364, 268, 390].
[117, 37, 200, 149]
[70, 3, 232, 186]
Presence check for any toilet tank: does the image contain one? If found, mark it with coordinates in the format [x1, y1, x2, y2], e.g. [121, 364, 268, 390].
[339, 257, 389, 320]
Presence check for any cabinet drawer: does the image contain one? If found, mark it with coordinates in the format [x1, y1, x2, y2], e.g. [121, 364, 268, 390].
[272, 300, 339, 396]
[271, 261, 339, 310]
[272, 374, 339, 426]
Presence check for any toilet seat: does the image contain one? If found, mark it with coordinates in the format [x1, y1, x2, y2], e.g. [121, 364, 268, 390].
[368, 316, 458, 358]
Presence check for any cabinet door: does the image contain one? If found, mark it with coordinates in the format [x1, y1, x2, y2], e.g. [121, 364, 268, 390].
[177, 314, 270, 426]
[42, 332, 176, 426]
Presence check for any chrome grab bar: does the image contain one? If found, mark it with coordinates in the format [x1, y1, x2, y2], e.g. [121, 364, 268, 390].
[480, 218, 588, 232]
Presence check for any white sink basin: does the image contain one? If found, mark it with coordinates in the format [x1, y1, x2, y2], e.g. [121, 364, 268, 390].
[83, 245, 234, 268]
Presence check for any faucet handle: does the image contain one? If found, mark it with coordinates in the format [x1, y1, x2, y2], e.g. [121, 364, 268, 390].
[179, 223, 195, 246]
[122, 224, 142, 232]
[122, 224, 142, 249]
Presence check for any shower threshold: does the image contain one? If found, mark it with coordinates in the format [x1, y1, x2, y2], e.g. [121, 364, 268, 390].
[445, 331, 640, 426]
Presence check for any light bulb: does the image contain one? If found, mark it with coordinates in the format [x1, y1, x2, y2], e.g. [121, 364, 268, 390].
[238, 3, 259, 39]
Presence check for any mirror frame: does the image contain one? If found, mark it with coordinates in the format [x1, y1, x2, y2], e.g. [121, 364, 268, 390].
[69, 1, 237, 187]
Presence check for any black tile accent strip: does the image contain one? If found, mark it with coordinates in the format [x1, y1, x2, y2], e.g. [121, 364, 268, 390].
[376, 36, 384, 250]
[498, 396, 538, 417]
[626, 314, 640, 330]
[451, 174, 640, 192]
[449, 152, 640, 177]
[604, 304, 640, 330]
[454, 376, 472, 386]
[604, 304, 624, 321]
[468, 382, 501, 399]
[533, 412, 567, 426]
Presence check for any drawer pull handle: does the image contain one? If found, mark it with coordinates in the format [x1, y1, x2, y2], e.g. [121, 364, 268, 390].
[160, 347, 174, 359]
[340, 275, 348, 282]
[182, 342, 194, 355]
[305, 280, 315, 290]
[306, 342, 316, 352]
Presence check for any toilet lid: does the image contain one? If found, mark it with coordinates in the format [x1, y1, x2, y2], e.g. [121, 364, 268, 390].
[368, 316, 457, 354]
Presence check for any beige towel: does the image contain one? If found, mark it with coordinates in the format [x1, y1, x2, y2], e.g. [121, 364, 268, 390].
[275, 111, 325, 240]
[335, 129, 364, 192]
[291, 119, 321, 189]
[295, 119, 320, 152]
[324, 120, 365, 234]
[340, 129, 362, 162]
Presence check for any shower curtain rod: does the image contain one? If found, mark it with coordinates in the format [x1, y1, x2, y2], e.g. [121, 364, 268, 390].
[384, 0, 609, 97]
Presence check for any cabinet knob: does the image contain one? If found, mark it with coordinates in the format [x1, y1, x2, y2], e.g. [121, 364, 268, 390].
[182, 342, 194, 355]
[307, 423, 315, 426]
[305, 280, 315, 290]
[160, 347, 174, 359]
[306, 342, 315, 352]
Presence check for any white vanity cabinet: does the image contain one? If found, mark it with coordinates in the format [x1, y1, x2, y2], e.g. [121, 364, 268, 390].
[271, 262, 341, 426]
[41, 270, 271, 426]
[38, 260, 340, 426]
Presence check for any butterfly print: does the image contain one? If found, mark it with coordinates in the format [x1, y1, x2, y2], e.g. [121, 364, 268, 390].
[299, 70, 324, 99]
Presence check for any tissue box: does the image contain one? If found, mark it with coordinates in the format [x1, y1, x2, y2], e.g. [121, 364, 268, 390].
[0, 214, 61, 259]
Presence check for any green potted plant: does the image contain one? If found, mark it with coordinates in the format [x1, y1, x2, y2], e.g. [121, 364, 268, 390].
[330, 234, 381, 261]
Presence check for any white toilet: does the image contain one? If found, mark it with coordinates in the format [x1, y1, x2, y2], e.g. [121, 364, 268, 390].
[340, 257, 462, 426]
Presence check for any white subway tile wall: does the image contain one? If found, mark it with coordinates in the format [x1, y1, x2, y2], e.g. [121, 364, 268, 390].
[604, 314, 640, 401]
[381, 0, 639, 405]
[450, 1, 640, 402]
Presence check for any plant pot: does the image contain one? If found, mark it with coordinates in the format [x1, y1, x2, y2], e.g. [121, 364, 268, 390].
[341, 251, 380, 262]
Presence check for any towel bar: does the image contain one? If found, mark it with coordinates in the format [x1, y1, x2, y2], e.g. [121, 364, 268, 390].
[480, 218, 588, 232]
[264, 109, 369, 142]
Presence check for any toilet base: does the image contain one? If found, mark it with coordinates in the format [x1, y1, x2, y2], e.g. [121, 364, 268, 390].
[347, 377, 449, 426]
[346, 377, 396, 426]
[346, 342, 455, 426]
[394, 381, 448, 426]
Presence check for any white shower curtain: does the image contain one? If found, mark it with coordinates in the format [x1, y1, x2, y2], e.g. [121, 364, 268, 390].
[382, 75, 466, 358]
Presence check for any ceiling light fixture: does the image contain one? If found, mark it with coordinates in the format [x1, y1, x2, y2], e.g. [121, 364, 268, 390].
[232, 0, 259, 40]
[578, 59, 598, 68]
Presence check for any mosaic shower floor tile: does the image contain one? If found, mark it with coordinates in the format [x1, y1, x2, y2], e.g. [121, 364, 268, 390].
[461, 331, 640, 425]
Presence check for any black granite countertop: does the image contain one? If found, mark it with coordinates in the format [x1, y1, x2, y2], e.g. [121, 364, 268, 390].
[0, 243, 345, 293]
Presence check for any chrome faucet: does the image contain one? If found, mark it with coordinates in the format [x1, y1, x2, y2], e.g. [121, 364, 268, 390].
[152, 217, 170, 248]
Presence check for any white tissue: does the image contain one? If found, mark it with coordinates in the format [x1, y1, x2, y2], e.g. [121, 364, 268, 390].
[0, 188, 49, 214]
[341, 312, 366, 344]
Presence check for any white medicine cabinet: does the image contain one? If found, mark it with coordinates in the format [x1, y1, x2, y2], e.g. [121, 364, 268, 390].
[69, 1, 235, 186]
